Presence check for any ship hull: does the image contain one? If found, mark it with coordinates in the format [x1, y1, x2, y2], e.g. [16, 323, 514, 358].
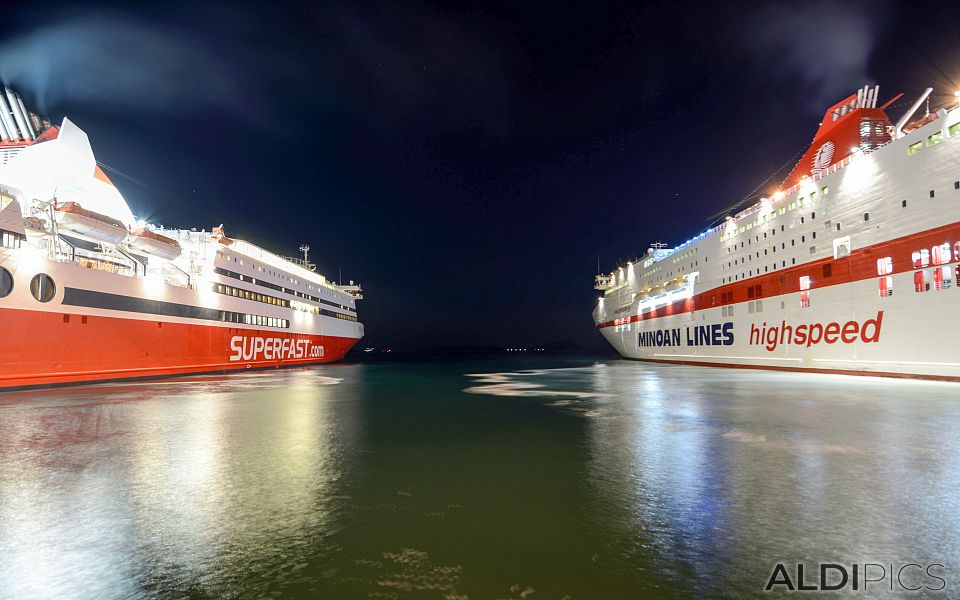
[593, 93, 960, 381]
[0, 247, 362, 390]
[0, 306, 357, 389]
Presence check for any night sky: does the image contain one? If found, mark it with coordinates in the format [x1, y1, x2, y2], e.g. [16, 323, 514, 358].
[1, 1, 959, 351]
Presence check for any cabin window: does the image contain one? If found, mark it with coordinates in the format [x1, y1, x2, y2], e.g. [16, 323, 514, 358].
[954, 242, 960, 262]
[877, 256, 893, 275]
[30, 274, 56, 302]
[934, 266, 953, 290]
[914, 270, 930, 293]
[823, 264, 832, 278]
[932, 243, 951, 265]
[821, 186, 829, 196]
[800, 291, 811, 308]
[930, 190, 936, 198]
[0, 267, 12, 298]
[912, 249, 930, 268]
[950, 122, 960, 137]
[863, 213, 869, 222]
[799, 276, 811, 291]
[928, 131, 943, 146]
[879, 276, 893, 298]
[908, 141, 922, 156]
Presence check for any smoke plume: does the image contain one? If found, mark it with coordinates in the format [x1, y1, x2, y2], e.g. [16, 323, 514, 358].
[748, 0, 890, 112]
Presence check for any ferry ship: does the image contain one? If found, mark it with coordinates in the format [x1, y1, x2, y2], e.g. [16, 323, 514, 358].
[593, 84, 960, 380]
[0, 87, 363, 389]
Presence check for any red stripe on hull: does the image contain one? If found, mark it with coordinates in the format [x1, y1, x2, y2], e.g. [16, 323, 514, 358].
[622, 356, 960, 382]
[598, 220, 960, 329]
[0, 308, 360, 389]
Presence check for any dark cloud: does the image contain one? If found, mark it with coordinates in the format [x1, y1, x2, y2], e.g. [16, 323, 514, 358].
[747, 0, 890, 112]
[0, 3, 514, 135]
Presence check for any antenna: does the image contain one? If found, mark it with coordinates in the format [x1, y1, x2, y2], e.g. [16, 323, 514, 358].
[299, 244, 310, 264]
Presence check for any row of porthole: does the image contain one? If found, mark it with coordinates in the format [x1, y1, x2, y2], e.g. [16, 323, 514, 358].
[0, 268, 56, 302]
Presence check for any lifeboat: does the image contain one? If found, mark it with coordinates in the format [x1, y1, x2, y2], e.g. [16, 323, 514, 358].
[634, 288, 652, 302]
[664, 276, 686, 294]
[55, 201, 128, 245]
[650, 283, 668, 298]
[127, 226, 182, 260]
[213, 224, 233, 246]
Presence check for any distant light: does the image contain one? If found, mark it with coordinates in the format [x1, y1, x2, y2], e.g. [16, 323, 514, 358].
[955, 91, 960, 97]
[850, 146, 859, 153]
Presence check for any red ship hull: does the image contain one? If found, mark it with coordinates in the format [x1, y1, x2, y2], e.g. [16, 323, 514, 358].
[0, 307, 360, 389]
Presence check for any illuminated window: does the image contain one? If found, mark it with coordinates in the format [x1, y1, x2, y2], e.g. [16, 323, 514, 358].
[912, 249, 930, 268]
[800, 291, 811, 308]
[914, 270, 930, 293]
[821, 186, 829, 196]
[928, 131, 943, 146]
[932, 243, 951, 265]
[799, 276, 811, 290]
[877, 256, 893, 275]
[950, 122, 960, 137]
[879, 276, 893, 298]
[908, 141, 922, 156]
[934, 266, 953, 290]
[954, 242, 960, 262]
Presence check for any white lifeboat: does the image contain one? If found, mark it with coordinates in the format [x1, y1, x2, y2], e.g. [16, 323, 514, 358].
[55, 201, 128, 245]
[127, 226, 182, 261]
[664, 276, 685, 294]
[634, 288, 652, 302]
[650, 283, 668, 298]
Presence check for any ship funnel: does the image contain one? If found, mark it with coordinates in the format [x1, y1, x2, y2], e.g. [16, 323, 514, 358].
[4, 87, 33, 141]
[0, 90, 20, 142]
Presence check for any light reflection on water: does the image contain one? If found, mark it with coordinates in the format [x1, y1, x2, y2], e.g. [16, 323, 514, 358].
[0, 369, 355, 599]
[0, 360, 958, 598]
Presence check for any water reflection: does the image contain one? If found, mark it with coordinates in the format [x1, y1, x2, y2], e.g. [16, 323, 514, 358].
[0, 367, 359, 599]
[583, 363, 960, 594]
[2, 360, 959, 598]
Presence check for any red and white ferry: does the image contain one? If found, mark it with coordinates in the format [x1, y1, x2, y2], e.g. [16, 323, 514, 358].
[594, 84, 960, 380]
[0, 87, 363, 389]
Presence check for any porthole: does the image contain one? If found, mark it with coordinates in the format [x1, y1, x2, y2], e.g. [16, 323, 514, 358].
[0, 267, 12, 298]
[30, 273, 56, 302]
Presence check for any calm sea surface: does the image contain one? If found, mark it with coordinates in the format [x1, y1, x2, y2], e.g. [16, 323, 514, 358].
[1, 358, 958, 599]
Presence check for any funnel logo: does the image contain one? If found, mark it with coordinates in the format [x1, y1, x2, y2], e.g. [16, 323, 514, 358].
[228, 336, 324, 362]
[764, 563, 946, 593]
[812, 141, 835, 176]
